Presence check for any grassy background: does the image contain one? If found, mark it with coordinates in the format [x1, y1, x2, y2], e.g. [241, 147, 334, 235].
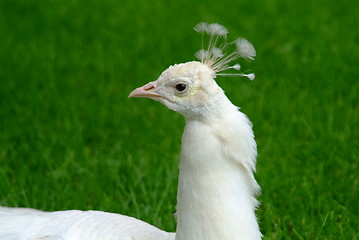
[0, 0, 358, 239]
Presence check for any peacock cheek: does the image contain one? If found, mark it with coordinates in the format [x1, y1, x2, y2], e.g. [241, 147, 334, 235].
[192, 91, 209, 105]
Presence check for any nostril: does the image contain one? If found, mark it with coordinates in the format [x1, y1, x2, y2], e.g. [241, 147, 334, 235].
[145, 86, 155, 91]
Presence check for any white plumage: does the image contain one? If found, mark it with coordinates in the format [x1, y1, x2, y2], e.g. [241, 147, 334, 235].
[0, 22, 261, 240]
[0, 207, 175, 240]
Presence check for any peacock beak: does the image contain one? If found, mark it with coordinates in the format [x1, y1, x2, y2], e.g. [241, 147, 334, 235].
[128, 81, 162, 100]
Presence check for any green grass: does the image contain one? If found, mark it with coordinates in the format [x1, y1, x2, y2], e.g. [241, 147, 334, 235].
[0, 0, 358, 238]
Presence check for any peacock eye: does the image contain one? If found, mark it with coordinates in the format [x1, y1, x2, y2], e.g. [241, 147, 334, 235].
[175, 83, 187, 92]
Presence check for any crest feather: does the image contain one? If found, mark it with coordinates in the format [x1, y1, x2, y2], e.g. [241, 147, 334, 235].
[194, 22, 256, 80]
[211, 47, 224, 58]
[235, 38, 256, 60]
[194, 22, 209, 33]
[207, 23, 228, 36]
[195, 49, 210, 61]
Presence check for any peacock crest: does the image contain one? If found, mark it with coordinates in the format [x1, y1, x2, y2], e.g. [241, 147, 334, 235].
[194, 22, 256, 80]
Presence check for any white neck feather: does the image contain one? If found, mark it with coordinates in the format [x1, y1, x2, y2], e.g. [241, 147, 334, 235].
[175, 97, 261, 240]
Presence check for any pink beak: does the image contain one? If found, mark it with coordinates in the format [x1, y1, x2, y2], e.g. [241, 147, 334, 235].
[128, 81, 162, 99]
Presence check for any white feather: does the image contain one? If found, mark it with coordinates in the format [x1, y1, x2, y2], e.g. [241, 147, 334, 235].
[231, 63, 241, 70]
[217, 72, 256, 80]
[0, 207, 175, 240]
[194, 22, 256, 79]
[195, 49, 209, 62]
[206, 23, 228, 36]
[194, 22, 209, 33]
[245, 73, 256, 80]
[211, 47, 224, 58]
[235, 38, 256, 60]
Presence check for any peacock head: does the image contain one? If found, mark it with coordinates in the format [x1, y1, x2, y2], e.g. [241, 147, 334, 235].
[129, 22, 256, 119]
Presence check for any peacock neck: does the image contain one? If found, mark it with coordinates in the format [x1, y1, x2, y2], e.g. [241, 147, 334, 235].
[175, 108, 261, 240]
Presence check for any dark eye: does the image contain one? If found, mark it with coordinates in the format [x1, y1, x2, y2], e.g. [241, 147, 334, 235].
[175, 83, 187, 92]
